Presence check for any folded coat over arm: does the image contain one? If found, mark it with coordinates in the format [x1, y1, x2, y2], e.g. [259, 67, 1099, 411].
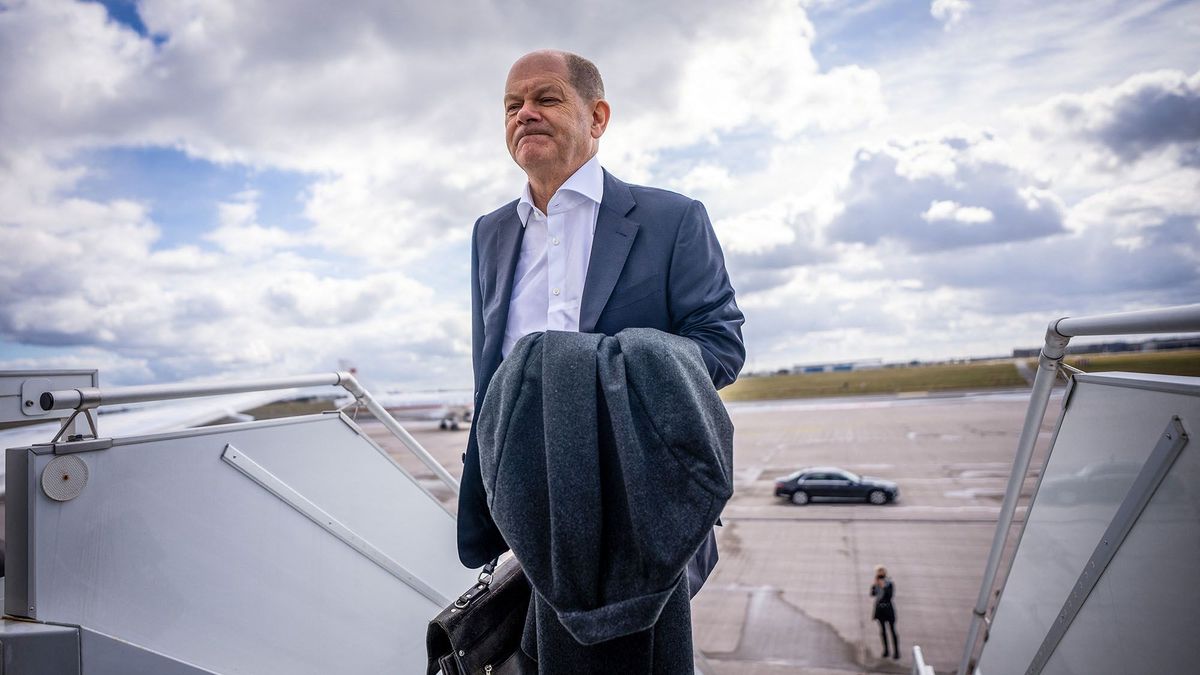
[476, 328, 734, 673]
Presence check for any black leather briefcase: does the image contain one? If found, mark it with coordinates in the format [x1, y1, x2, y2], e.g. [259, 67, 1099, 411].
[426, 558, 533, 674]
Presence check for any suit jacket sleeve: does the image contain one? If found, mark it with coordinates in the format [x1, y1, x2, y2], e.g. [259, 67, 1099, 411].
[668, 200, 746, 389]
[471, 215, 484, 382]
[459, 216, 509, 568]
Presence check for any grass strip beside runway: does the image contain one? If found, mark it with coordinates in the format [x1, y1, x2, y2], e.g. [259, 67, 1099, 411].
[722, 349, 1200, 402]
[721, 362, 1026, 402]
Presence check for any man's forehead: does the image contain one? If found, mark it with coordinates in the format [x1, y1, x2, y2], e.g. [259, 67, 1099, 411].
[508, 51, 568, 77]
[504, 79, 568, 100]
[506, 54, 570, 88]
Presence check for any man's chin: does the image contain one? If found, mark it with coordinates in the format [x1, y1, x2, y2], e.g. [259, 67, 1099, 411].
[514, 149, 556, 173]
[515, 138, 551, 156]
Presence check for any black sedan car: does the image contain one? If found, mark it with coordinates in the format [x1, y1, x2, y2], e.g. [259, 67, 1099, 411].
[774, 467, 899, 505]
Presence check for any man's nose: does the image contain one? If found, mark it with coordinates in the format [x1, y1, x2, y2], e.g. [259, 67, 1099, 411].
[516, 103, 540, 123]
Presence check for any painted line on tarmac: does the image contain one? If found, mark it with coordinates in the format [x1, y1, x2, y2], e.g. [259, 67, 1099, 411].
[705, 656, 909, 673]
[721, 506, 1027, 524]
[723, 515, 1005, 523]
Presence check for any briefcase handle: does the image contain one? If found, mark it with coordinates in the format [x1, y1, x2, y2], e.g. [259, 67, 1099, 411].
[454, 557, 500, 609]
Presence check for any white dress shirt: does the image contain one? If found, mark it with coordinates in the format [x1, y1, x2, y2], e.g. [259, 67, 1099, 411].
[502, 155, 605, 357]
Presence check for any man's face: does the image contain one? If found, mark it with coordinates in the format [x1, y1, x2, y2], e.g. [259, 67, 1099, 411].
[504, 53, 600, 180]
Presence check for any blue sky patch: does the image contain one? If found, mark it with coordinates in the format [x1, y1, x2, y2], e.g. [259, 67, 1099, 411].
[807, 0, 940, 69]
[71, 146, 316, 250]
[85, 0, 167, 45]
[652, 125, 776, 180]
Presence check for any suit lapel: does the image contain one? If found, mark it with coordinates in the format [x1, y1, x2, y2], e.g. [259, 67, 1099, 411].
[482, 207, 525, 376]
[580, 171, 639, 333]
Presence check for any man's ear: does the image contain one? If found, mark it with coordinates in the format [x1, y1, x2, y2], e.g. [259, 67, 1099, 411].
[591, 99, 611, 139]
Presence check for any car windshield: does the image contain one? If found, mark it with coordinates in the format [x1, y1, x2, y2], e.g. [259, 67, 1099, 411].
[840, 470, 861, 482]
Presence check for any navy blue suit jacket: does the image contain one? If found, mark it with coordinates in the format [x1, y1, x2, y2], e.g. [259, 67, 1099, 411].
[459, 169, 745, 568]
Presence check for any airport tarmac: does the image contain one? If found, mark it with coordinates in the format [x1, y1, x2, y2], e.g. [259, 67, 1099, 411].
[362, 388, 1062, 675]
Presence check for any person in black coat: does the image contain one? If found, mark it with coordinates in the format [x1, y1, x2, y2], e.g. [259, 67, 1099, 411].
[870, 564, 899, 659]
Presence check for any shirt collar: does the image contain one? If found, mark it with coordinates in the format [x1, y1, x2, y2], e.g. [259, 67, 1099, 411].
[517, 155, 605, 227]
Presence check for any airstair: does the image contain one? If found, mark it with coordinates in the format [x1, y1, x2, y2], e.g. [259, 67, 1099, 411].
[0, 372, 475, 673]
[944, 303, 1200, 675]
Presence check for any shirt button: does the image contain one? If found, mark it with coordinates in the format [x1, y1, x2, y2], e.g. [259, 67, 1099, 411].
[552, 288, 561, 296]
[552, 237, 560, 246]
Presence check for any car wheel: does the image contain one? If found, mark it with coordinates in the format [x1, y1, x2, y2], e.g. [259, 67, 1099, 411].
[868, 490, 887, 505]
[791, 490, 810, 505]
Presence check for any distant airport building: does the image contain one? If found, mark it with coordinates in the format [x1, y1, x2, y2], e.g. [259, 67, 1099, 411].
[1012, 336, 1200, 358]
[790, 358, 884, 374]
[1145, 337, 1200, 351]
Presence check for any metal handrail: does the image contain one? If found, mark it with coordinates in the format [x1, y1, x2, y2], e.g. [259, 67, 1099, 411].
[912, 645, 936, 675]
[39, 373, 344, 411]
[39, 371, 461, 495]
[956, 302, 1200, 675]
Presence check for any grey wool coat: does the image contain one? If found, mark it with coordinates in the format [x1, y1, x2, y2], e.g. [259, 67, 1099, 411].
[476, 328, 735, 674]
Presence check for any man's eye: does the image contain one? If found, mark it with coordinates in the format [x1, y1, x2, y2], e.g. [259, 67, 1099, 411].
[506, 104, 520, 113]
[540, 97, 558, 105]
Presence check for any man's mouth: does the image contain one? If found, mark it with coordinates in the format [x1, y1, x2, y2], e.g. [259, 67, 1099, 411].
[517, 130, 550, 145]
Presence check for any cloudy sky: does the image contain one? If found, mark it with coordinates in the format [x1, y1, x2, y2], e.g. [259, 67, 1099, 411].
[1, 0, 1197, 389]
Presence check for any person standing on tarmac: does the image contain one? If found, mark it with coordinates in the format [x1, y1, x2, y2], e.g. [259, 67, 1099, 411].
[871, 564, 899, 659]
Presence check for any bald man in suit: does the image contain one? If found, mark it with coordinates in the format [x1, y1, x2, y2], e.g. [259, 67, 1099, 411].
[458, 49, 745, 596]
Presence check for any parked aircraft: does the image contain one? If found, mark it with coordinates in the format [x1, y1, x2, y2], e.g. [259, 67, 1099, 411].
[332, 363, 472, 430]
[337, 389, 474, 430]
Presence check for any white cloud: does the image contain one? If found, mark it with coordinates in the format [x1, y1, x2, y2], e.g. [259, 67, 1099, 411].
[921, 200, 994, 224]
[1018, 68, 1200, 168]
[714, 199, 834, 296]
[930, 0, 971, 29]
[1066, 170, 1200, 236]
[669, 163, 732, 196]
[602, 0, 887, 178]
[868, 1, 1198, 147]
[0, 0, 155, 152]
[205, 191, 297, 258]
[891, 140, 960, 181]
[0, 0, 887, 263]
[828, 128, 1066, 251]
[0, 148, 468, 386]
[715, 211, 796, 256]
